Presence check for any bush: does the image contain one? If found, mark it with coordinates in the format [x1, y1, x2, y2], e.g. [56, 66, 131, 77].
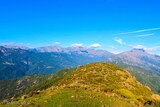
[114, 89, 135, 99]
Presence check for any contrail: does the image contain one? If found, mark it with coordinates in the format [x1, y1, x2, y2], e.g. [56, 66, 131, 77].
[136, 33, 154, 37]
[117, 27, 160, 35]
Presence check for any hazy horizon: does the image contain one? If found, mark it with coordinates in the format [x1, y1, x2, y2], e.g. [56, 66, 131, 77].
[1, 43, 160, 55]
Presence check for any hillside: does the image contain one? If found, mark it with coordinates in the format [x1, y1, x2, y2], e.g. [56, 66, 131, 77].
[106, 49, 160, 94]
[1, 62, 160, 107]
[0, 68, 74, 100]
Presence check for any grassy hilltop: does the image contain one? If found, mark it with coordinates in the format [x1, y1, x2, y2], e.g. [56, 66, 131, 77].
[1, 62, 160, 107]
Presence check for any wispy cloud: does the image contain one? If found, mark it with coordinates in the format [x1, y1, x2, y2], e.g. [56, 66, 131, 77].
[117, 27, 160, 35]
[114, 38, 125, 45]
[108, 45, 115, 49]
[71, 43, 84, 47]
[89, 43, 101, 48]
[54, 42, 61, 45]
[130, 45, 160, 51]
[136, 33, 154, 37]
[71, 43, 102, 49]
[0, 42, 31, 47]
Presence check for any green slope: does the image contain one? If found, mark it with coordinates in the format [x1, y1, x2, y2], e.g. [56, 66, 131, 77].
[1, 62, 160, 107]
[107, 60, 160, 94]
[0, 68, 74, 100]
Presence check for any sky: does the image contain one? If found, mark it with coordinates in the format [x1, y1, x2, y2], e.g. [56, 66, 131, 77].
[0, 0, 160, 54]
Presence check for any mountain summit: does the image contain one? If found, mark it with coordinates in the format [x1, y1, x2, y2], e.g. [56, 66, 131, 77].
[107, 48, 160, 73]
[132, 48, 146, 52]
[36, 45, 113, 58]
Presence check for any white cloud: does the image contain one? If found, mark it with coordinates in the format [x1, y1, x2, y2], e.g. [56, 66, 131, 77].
[132, 45, 146, 49]
[117, 27, 160, 35]
[114, 38, 125, 45]
[54, 42, 61, 45]
[131, 45, 160, 51]
[70, 43, 101, 49]
[71, 43, 84, 47]
[136, 33, 154, 37]
[89, 43, 101, 48]
[108, 46, 115, 49]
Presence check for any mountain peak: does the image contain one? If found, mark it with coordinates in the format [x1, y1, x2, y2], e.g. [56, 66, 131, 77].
[132, 48, 146, 52]
[2, 45, 28, 50]
[36, 46, 64, 53]
[118, 48, 148, 57]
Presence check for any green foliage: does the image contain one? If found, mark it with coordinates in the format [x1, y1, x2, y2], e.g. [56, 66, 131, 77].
[0, 68, 74, 100]
[114, 89, 135, 99]
[1, 62, 160, 107]
[44, 89, 134, 107]
[107, 57, 160, 94]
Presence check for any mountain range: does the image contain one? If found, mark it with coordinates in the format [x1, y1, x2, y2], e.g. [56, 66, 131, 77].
[0, 45, 160, 94]
[0, 45, 113, 80]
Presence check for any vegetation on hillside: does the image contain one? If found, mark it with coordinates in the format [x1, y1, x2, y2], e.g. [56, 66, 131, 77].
[107, 60, 160, 94]
[0, 68, 74, 100]
[106, 49, 160, 94]
[1, 62, 160, 107]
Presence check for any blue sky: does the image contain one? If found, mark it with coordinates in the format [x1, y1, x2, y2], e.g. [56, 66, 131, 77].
[0, 0, 160, 54]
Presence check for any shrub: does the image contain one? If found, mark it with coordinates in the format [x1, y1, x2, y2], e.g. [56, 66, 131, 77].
[114, 89, 135, 99]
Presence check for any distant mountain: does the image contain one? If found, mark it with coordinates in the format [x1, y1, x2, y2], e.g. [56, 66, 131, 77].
[107, 48, 160, 93]
[36, 46, 113, 58]
[1, 62, 160, 107]
[0, 46, 113, 80]
[36, 46, 65, 53]
[0, 46, 32, 80]
[2, 45, 29, 50]
[107, 48, 160, 75]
